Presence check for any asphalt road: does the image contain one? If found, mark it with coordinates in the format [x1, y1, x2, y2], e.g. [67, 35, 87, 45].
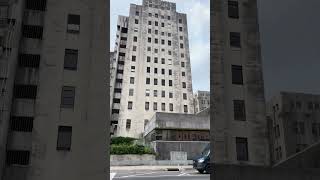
[111, 169, 210, 180]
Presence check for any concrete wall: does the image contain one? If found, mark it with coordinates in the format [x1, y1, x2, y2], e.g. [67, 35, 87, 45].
[150, 141, 209, 160]
[213, 164, 320, 180]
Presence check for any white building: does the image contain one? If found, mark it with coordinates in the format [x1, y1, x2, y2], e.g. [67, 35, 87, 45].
[110, 0, 194, 138]
[194, 90, 210, 113]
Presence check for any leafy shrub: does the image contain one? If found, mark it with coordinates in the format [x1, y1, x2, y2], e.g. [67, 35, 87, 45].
[111, 144, 154, 155]
[111, 137, 136, 145]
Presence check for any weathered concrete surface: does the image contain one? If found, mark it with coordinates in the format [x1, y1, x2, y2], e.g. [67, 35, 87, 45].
[211, 0, 270, 166]
[111, 160, 192, 166]
[111, 154, 156, 162]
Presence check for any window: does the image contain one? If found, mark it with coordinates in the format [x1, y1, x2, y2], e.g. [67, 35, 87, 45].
[161, 79, 165, 86]
[154, 78, 158, 85]
[168, 59, 172, 65]
[133, 46, 137, 51]
[179, 19, 182, 23]
[155, 13, 158, 18]
[154, 90, 158, 97]
[148, 21, 152, 25]
[169, 80, 172, 87]
[228, 1, 239, 19]
[168, 16, 171, 20]
[132, 56, 136, 62]
[232, 65, 243, 85]
[130, 77, 135, 84]
[182, 72, 185, 76]
[236, 137, 248, 161]
[133, 36, 138, 42]
[148, 37, 151, 43]
[179, 27, 183, 31]
[161, 32, 165, 36]
[14, 85, 37, 99]
[22, 25, 43, 39]
[147, 67, 150, 73]
[147, 56, 151, 62]
[145, 102, 150, 110]
[169, 103, 173, 111]
[169, 69, 172, 75]
[146, 78, 150, 84]
[183, 93, 187, 100]
[180, 36, 183, 40]
[145, 89, 150, 96]
[148, 29, 151, 33]
[155, 30, 158, 34]
[181, 53, 184, 58]
[184, 105, 188, 113]
[168, 50, 172, 55]
[154, 68, 158, 74]
[136, 11, 139, 16]
[67, 14, 80, 34]
[161, 58, 165, 64]
[182, 82, 186, 88]
[121, 28, 128, 33]
[18, 54, 40, 68]
[233, 100, 246, 121]
[135, 19, 139, 24]
[181, 62, 185, 67]
[153, 102, 158, 110]
[169, 92, 173, 98]
[161, 22, 164, 27]
[155, 38, 158, 44]
[161, 68, 165, 75]
[168, 40, 171, 46]
[131, 66, 135, 72]
[155, 21, 158, 26]
[61, 86, 75, 108]
[147, 47, 151, 51]
[154, 57, 158, 63]
[154, 48, 158, 53]
[10, 116, 33, 132]
[168, 33, 171, 37]
[161, 48, 165, 52]
[56, 126, 72, 151]
[161, 103, 165, 111]
[128, 101, 133, 110]
[26, 0, 47, 11]
[149, 13, 152, 17]
[161, 39, 165, 45]
[161, 90, 165, 98]
[180, 43, 184, 48]
[312, 123, 318, 136]
[6, 150, 30, 165]
[129, 89, 134, 96]
[230, 32, 241, 48]
[126, 119, 131, 129]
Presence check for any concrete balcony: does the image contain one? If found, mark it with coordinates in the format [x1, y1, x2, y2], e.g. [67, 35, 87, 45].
[11, 99, 35, 117]
[23, 10, 45, 27]
[14, 68, 39, 85]
[6, 131, 32, 151]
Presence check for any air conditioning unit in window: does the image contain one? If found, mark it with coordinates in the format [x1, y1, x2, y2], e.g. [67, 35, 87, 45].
[67, 24, 80, 33]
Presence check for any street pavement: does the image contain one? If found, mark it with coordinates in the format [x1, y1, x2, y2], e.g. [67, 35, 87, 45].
[110, 169, 210, 180]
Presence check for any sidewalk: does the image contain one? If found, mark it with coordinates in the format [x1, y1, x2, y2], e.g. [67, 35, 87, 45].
[110, 165, 194, 171]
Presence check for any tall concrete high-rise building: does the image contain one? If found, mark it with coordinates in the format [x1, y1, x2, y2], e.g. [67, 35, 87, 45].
[267, 92, 320, 165]
[212, 0, 270, 166]
[110, 0, 194, 138]
[0, 0, 107, 179]
[194, 90, 210, 114]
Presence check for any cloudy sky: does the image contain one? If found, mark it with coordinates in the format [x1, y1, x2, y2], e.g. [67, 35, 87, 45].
[110, 0, 210, 92]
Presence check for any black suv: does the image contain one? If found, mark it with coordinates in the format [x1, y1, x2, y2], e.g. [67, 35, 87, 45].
[193, 144, 212, 174]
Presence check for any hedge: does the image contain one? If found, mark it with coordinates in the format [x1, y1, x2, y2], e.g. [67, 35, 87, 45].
[111, 137, 136, 145]
[111, 144, 154, 155]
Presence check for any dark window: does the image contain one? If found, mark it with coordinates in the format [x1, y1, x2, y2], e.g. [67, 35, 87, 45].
[61, 86, 75, 108]
[14, 85, 37, 99]
[169, 69, 172, 75]
[179, 19, 182, 23]
[161, 22, 164, 27]
[134, 36, 138, 42]
[230, 32, 241, 48]
[161, 79, 165, 86]
[148, 21, 152, 25]
[148, 37, 151, 43]
[155, 38, 158, 44]
[169, 103, 173, 111]
[126, 119, 131, 129]
[121, 28, 128, 33]
[145, 102, 149, 110]
[120, 37, 127, 40]
[181, 62, 185, 67]
[169, 92, 173, 98]
[155, 30, 158, 34]
[181, 53, 184, 58]
[149, 13, 152, 17]
[147, 47, 151, 51]
[6, 150, 30, 165]
[154, 48, 158, 53]
[168, 16, 171, 20]
[153, 102, 157, 110]
[228, 1, 239, 19]
[236, 137, 248, 161]
[155, 21, 158, 26]
[184, 105, 188, 113]
[180, 43, 184, 48]
[56, 126, 72, 151]
[119, 44, 126, 48]
[130, 77, 135, 84]
[112, 109, 119, 114]
[180, 36, 183, 40]
[161, 103, 165, 111]
[147, 56, 151, 62]
[161, 58, 165, 64]
[154, 57, 158, 63]
[232, 65, 243, 85]
[168, 40, 171, 46]
[133, 46, 137, 51]
[154, 78, 158, 85]
[155, 13, 158, 18]
[64, 49, 78, 70]
[183, 93, 187, 100]
[22, 25, 43, 39]
[148, 29, 151, 33]
[161, 91, 165, 97]
[233, 100, 246, 121]
[161, 39, 165, 44]
[147, 67, 150, 73]
[128, 101, 133, 110]
[169, 80, 172, 86]
[179, 27, 183, 31]
[67, 14, 80, 33]
[182, 72, 185, 76]
[182, 82, 186, 88]
[10, 116, 33, 132]
[136, 11, 139, 16]
[18, 54, 40, 68]
[146, 78, 150, 84]
[161, 68, 165, 75]
[129, 89, 134, 96]
[154, 90, 158, 97]
[26, 0, 47, 11]
[168, 33, 171, 37]
[135, 19, 139, 24]
[132, 56, 136, 62]
[154, 68, 158, 74]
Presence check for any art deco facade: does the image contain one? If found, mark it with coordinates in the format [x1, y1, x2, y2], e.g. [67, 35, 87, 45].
[110, 0, 194, 138]
[0, 0, 107, 179]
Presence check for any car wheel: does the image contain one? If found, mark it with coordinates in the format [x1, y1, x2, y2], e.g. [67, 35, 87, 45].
[198, 169, 204, 174]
